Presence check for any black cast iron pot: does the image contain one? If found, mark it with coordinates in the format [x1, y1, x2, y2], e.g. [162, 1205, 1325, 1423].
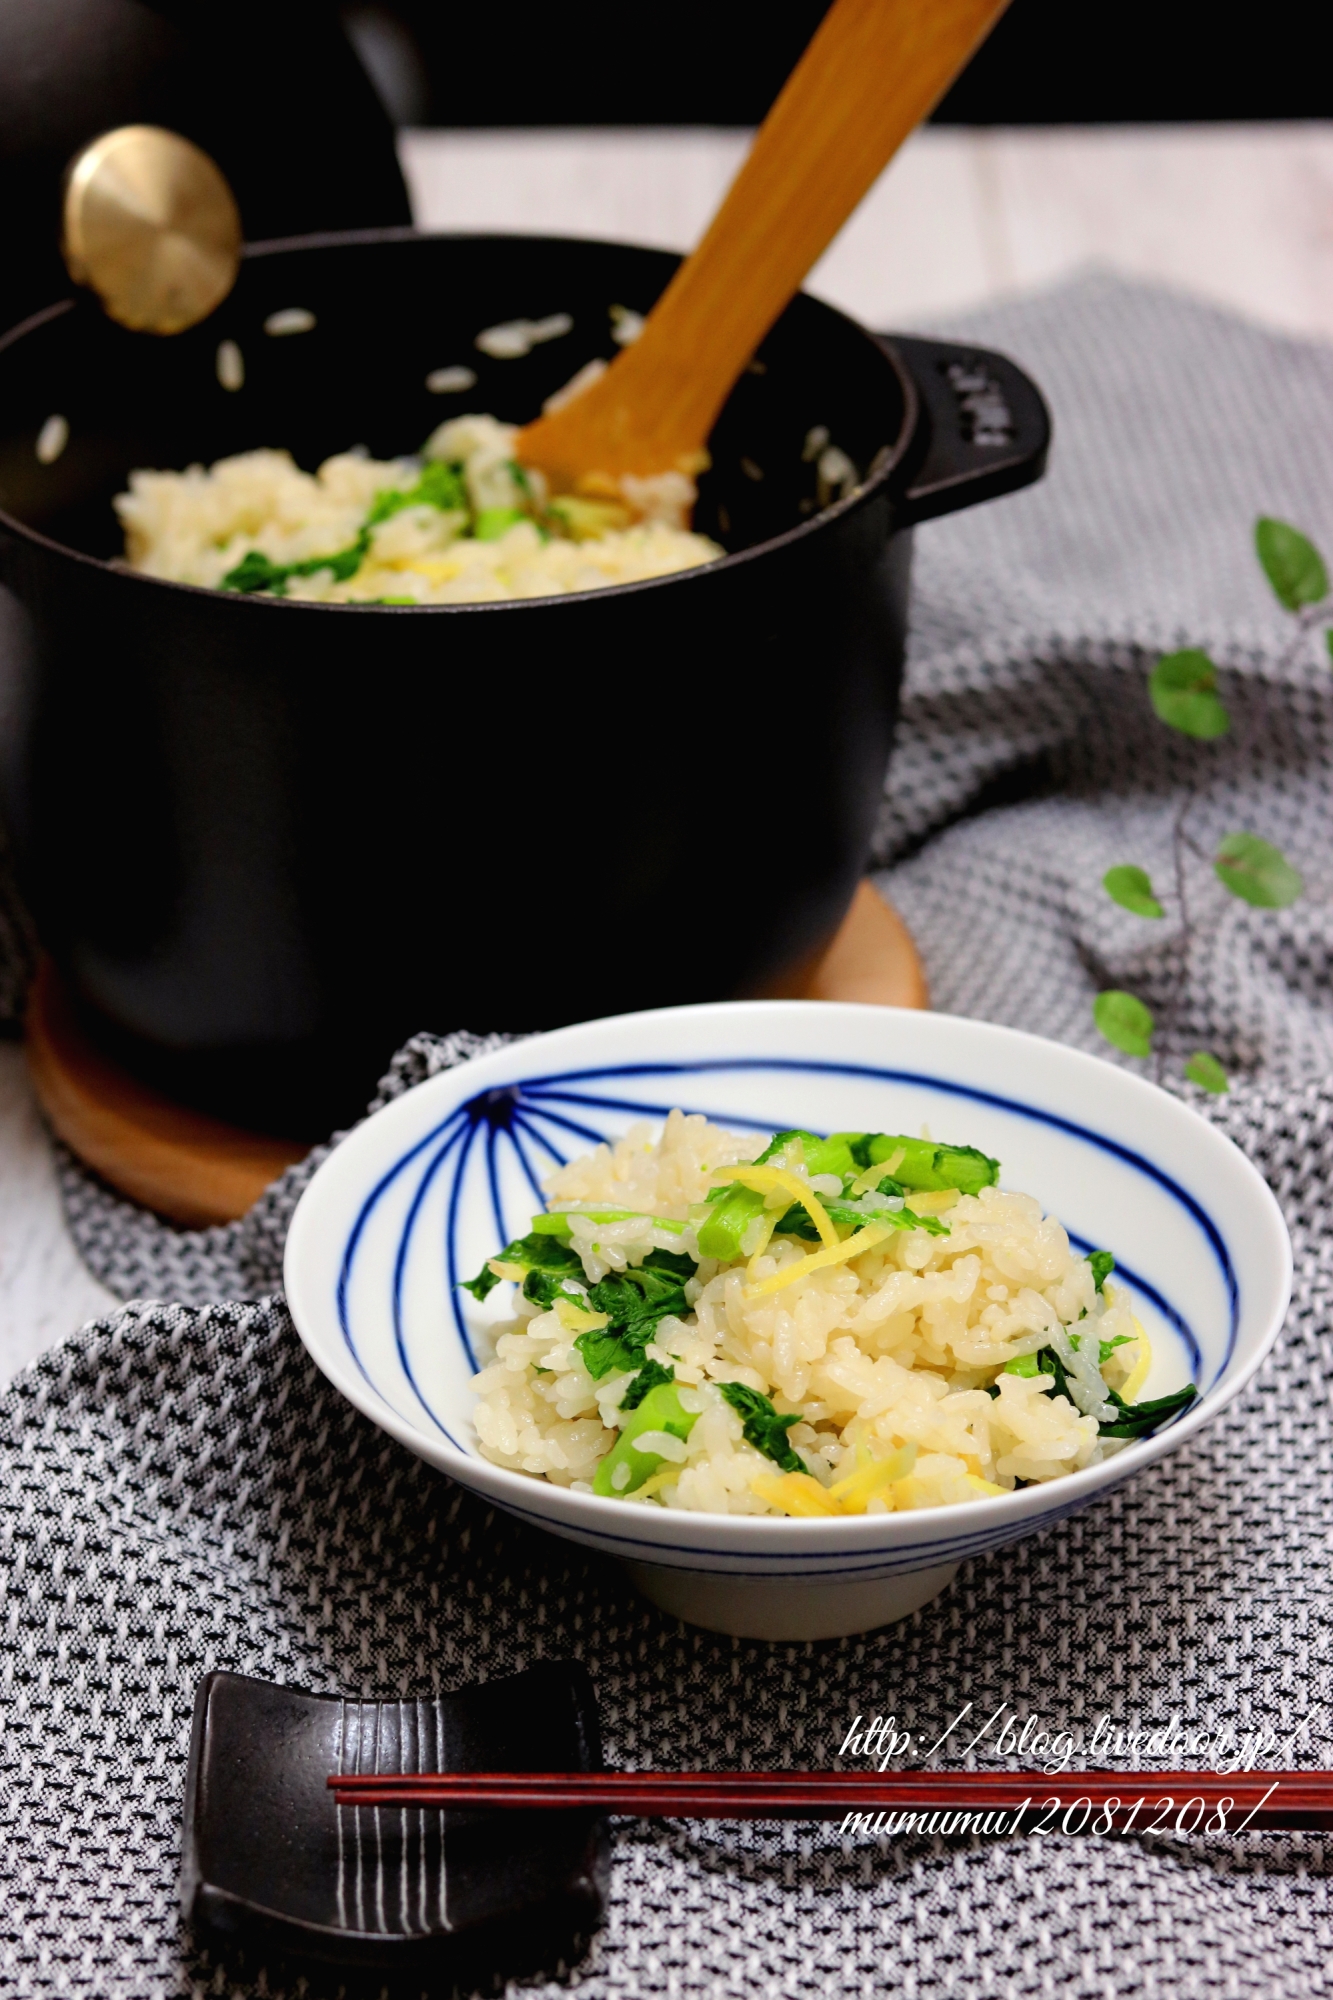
[0, 231, 1048, 1135]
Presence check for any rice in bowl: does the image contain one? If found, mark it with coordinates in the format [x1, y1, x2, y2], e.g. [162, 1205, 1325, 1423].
[464, 1112, 1196, 1516]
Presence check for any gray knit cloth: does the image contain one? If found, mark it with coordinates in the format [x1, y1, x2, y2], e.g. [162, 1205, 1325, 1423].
[3, 275, 1331, 1999]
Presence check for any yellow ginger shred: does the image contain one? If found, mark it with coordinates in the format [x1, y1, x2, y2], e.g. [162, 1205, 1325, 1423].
[903, 1188, 960, 1215]
[826, 1440, 917, 1509]
[553, 1296, 609, 1332]
[709, 1163, 839, 1248]
[745, 1222, 891, 1298]
[753, 1440, 918, 1516]
[750, 1471, 841, 1517]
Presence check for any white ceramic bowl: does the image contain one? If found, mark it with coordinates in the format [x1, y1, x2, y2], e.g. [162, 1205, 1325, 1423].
[284, 1003, 1292, 1641]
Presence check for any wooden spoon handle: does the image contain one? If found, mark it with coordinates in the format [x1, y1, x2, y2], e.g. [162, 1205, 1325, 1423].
[519, 0, 1012, 487]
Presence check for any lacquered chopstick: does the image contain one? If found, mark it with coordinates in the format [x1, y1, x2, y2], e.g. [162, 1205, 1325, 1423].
[328, 1770, 1330, 1830]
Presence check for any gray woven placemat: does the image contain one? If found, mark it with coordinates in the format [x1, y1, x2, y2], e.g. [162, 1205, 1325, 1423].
[1, 273, 1331, 1998]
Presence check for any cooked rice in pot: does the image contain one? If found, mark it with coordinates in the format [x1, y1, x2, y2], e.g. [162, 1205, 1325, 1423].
[115, 414, 721, 605]
[466, 1112, 1194, 1517]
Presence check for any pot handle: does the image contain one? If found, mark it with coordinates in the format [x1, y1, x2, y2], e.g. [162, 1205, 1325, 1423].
[886, 334, 1051, 526]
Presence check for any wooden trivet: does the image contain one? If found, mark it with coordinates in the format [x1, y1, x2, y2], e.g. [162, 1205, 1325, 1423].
[26, 884, 926, 1228]
[25, 960, 309, 1229]
[758, 880, 929, 1009]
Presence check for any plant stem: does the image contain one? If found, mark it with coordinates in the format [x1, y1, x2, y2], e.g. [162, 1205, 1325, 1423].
[1156, 783, 1194, 1085]
[1153, 597, 1326, 1083]
[1230, 602, 1326, 766]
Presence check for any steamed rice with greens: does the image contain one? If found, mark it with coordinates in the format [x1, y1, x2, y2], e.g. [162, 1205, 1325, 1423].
[116, 414, 721, 604]
[464, 1113, 1197, 1516]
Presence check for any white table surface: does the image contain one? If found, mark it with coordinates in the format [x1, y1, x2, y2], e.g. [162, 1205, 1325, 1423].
[401, 122, 1333, 341]
[2, 121, 1330, 1389]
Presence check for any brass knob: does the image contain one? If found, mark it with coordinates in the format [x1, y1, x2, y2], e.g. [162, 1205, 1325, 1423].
[61, 126, 242, 335]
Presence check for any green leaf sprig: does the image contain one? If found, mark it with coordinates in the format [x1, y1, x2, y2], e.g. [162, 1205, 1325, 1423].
[1102, 865, 1164, 919]
[1095, 515, 1327, 1094]
[1255, 517, 1328, 611]
[1149, 650, 1230, 739]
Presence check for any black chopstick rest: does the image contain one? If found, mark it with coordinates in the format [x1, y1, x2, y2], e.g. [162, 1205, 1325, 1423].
[181, 1662, 610, 1985]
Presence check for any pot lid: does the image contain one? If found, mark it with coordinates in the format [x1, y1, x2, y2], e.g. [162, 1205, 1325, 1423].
[0, 0, 410, 336]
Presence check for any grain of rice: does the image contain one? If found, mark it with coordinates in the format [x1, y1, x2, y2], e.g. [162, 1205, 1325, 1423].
[215, 340, 244, 391]
[264, 308, 316, 336]
[36, 415, 68, 465]
[426, 365, 477, 393]
[609, 304, 644, 345]
[817, 445, 858, 506]
[475, 314, 573, 359]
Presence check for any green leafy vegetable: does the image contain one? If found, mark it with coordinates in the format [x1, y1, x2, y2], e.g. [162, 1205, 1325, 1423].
[1103, 865, 1164, 919]
[474, 506, 528, 541]
[530, 1208, 688, 1240]
[459, 1230, 583, 1302]
[458, 1254, 509, 1300]
[1185, 1050, 1230, 1094]
[520, 1265, 593, 1313]
[621, 1359, 675, 1410]
[1093, 989, 1155, 1057]
[754, 1129, 998, 1196]
[1002, 1334, 1197, 1440]
[1213, 832, 1303, 909]
[773, 1196, 950, 1242]
[221, 550, 291, 595]
[696, 1183, 766, 1261]
[222, 528, 372, 595]
[366, 458, 469, 526]
[316, 537, 372, 581]
[571, 1328, 646, 1380]
[592, 1380, 697, 1497]
[574, 1249, 696, 1379]
[873, 1136, 998, 1195]
[1088, 1250, 1115, 1293]
[223, 460, 478, 598]
[1148, 650, 1231, 739]
[462, 1225, 696, 1377]
[1254, 517, 1329, 611]
[755, 1130, 860, 1178]
[848, 1134, 999, 1195]
[718, 1381, 803, 1472]
[593, 1247, 695, 1306]
[1010, 1332, 1133, 1376]
[1098, 1381, 1198, 1438]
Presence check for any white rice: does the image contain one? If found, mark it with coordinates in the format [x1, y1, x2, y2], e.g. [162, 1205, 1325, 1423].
[470, 1111, 1150, 1516]
[116, 413, 721, 605]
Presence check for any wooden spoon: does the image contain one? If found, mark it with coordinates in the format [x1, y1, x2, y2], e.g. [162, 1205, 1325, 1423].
[517, 0, 1013, 492]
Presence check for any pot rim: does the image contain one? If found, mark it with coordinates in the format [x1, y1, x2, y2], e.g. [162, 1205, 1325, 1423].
[0, 226, 919, 616]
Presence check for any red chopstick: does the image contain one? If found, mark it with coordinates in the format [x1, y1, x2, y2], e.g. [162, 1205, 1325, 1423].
[327, 1770, 1329, 1829]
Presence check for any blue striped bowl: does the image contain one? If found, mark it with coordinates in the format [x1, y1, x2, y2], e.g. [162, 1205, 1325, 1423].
[284, 1003, 1291, 1639]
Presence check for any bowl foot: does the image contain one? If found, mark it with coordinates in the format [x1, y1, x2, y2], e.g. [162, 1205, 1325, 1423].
[621, 1559, 959, 1640]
